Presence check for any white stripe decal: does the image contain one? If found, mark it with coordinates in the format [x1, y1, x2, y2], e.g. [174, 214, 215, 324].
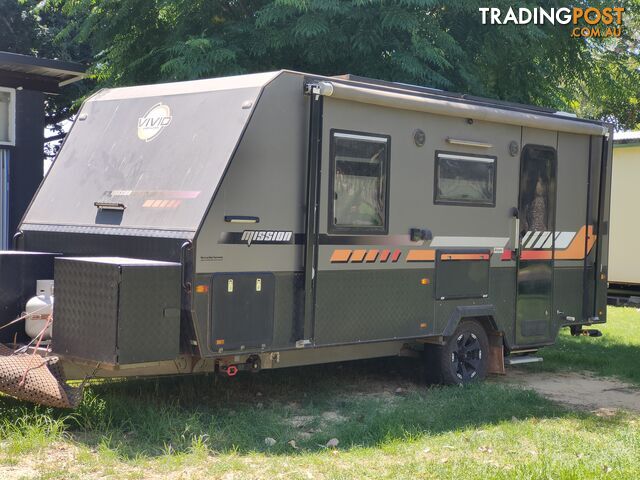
[534, 232, 551, 248]
[429, 236, 509, 248]
[428, 230, 578, 251]
[520, 230, 577, 250]
[542, 231, 560, 249]
[555, 231, 575, 249]
[525, 231, 542, 248]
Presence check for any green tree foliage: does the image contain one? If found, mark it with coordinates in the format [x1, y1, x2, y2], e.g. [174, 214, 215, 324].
[568, 7, 640, 129]
[34, 0, 640, 129]
[0, 0, 41, 53]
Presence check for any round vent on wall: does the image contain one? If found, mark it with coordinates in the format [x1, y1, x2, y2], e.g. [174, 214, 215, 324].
[509, 140, 520, 157]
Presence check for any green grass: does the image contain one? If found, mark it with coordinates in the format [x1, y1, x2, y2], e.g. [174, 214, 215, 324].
[534, 306, 640, 384]
[0, 306, 639, 479]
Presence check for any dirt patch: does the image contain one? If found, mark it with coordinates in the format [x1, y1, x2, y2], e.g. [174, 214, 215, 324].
[321, 411, 346, 423]
[500, 368, 640, 412]
[288, 415, 315, 428]
[286, 411, 348, 440]
[2, 465, 39, 480]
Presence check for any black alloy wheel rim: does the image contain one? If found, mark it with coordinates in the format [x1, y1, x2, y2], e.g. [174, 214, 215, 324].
[451, 332, 482, 381]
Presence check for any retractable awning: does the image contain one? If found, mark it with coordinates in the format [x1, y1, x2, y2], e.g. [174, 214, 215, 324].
[312, 80, 608, 137]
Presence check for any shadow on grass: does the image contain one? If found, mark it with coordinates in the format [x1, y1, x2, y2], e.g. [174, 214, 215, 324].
[0, 356, 612, 460]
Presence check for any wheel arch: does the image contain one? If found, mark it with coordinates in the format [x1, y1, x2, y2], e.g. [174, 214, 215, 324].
[442, 305, 500, 338]
[440, 305, 507, 377]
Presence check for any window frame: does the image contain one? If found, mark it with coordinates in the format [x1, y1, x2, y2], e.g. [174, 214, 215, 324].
[0, 87, 16, 147]
[328, 128, 391, 235]
[433, 150, 497, 208]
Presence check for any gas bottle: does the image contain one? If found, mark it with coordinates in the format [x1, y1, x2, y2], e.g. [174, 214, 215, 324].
[25, 280, 54, 342]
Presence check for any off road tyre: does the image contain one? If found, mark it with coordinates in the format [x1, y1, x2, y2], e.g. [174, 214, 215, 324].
[423, 320, 490, 385]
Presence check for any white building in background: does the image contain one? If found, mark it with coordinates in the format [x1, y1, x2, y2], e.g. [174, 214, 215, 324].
[609, 131, 640, 297]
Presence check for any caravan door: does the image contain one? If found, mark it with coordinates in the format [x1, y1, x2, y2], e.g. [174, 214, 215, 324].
[515, 143, 557, 345]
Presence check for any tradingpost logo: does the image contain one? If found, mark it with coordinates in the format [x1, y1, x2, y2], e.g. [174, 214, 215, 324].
[479, 6, 625, 38]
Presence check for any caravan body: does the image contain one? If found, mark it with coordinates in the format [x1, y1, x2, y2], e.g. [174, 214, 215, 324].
[0, 71, 612, 402]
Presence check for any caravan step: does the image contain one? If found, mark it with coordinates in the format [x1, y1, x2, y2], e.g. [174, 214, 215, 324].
[506, 355, 543, 366]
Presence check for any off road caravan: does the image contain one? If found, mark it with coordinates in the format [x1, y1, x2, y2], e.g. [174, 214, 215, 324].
[0, 71, 612, 407]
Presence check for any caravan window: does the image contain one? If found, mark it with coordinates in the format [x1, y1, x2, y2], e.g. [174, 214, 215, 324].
[329, 130, 390, 233]
[0, 88, 15, 145]
[434, 152, 496, 207]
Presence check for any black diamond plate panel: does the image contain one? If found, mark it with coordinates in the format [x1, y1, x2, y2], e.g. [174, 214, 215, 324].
[117, 266, 181, 363]
[314, 269, 434, 345]
[53, 259, 120, 363]
[53, 257, 181, 364]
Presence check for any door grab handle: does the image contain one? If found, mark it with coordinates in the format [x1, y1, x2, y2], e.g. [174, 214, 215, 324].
[512, 217, 520, 251]
[94, 201, 126, 211]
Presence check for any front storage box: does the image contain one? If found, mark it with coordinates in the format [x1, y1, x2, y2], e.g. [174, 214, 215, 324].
[52, 257, 181, 364]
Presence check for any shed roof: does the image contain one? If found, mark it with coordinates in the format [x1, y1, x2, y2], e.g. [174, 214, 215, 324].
[0, 51, 85, 93]
[614, 131, 640, 146]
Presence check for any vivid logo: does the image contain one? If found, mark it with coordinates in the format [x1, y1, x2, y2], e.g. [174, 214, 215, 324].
[137, 103, 172, 142]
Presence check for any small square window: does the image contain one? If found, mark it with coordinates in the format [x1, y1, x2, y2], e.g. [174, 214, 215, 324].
[329, 130, 390, 233]
[0, 88, 15, 146]
[434, 151, 496, 207]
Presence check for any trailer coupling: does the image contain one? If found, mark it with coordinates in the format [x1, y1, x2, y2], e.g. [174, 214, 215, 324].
[0, 344, 83, 409]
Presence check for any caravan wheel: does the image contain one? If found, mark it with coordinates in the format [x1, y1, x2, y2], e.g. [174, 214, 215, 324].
[424, 320, 489, 385]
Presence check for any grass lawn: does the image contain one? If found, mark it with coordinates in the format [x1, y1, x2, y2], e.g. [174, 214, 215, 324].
[534, 306, 640, 384]
[0, 306, 639, 479]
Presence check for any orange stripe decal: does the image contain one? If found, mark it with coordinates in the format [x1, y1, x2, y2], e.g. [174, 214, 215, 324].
[350, 249, 367, 263]
[520, 250, 552, 260]
[406, 250, 436, 262]
[441, 253, 490, 261]
[365, 250, 379, 262]
[330, 249, 352, 263]
[555, 225, 596, 260]
[379, 249, 391, 262]
[391, 250, 402, 262]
